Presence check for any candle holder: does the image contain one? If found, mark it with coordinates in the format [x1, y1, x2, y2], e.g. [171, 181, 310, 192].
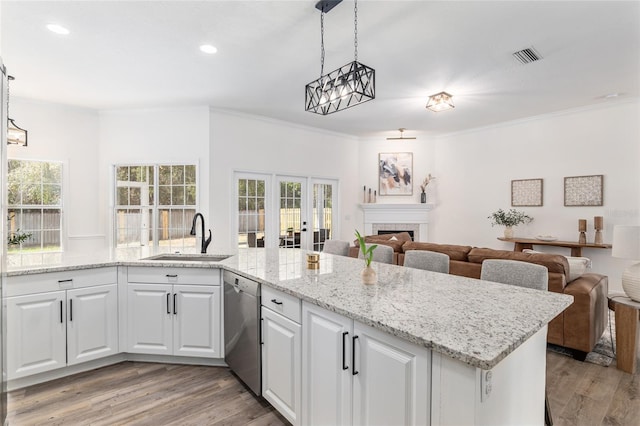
[578, 219, 587, 244]
[594, 216, 603, 245]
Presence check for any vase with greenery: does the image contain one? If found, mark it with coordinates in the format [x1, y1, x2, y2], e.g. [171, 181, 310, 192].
[488, 208, 533, 238]
[7, 214, 31, 247]
[355, 230, 378, 284]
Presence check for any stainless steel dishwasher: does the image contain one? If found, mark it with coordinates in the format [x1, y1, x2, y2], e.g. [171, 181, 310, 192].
[223, 270, 261, 396]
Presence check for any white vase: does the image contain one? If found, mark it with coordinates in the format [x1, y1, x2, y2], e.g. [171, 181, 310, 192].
[503, 226, 514, 239]
[361, 266, 377, 285]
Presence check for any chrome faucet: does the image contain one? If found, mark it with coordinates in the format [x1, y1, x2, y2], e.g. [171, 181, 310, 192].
[190, 213, 212, 254]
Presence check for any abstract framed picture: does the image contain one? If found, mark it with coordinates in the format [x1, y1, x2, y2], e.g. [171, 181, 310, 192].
[511, 178, 543, 207]
[379, 152, 413, 196]
[564, 175, 603, 206]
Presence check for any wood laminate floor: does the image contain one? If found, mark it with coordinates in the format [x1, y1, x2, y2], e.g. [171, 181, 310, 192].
[7, 362, 288, 426]
[6, 351, 639, 425]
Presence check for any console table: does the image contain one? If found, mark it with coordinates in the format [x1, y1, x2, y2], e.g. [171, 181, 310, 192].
[498, 237, 612, 257]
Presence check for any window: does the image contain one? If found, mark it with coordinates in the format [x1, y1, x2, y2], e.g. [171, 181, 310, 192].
[7, 159, 63, 265]
[114, 164, 197, 252]
[237, 177, 266, 248]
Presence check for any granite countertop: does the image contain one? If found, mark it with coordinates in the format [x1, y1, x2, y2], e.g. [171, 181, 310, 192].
[222, 249, 572, 369]
[6, 248, 573, 370]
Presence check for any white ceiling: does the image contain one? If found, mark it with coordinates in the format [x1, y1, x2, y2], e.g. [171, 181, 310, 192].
[2, 0, 639, 138]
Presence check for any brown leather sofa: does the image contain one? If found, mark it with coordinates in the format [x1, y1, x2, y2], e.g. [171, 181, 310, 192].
[350, 237, 608, 357]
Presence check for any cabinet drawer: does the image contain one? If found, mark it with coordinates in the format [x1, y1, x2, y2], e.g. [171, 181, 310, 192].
[127, 266, 220, 285]
[6, 267, 118, 297]
[262, 286, 301, 324]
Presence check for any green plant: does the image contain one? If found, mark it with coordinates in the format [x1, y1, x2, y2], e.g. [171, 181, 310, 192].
[488, 208, 533, 227]
[7, 214, 32, 246]
[355, 230, 377, 267]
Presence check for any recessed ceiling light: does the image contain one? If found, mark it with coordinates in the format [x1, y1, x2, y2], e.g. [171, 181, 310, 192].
[46, 24, 70, 35]
[199, 44, 218, 54]
[604, 93, 620, 99]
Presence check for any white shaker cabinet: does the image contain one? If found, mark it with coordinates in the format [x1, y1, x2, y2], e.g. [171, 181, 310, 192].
[7, 291, 67, 378]
[261, 286, 301, 425]
[302, 302, 430, 426]
[126, 267, 222, 358]
[6, 268, 119, 379]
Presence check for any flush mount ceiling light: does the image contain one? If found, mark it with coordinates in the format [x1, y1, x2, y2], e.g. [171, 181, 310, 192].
[426, 91, 455, 112]
[305, 0, 375, 115]
[46, 24, 70, 35]
[386, 128, 416, 140]
[199, 44, 218, 54]
[6, 75, 28, 146]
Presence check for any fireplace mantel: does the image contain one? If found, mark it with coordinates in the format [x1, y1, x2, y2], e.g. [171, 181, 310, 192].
[360, 203, 434, 241]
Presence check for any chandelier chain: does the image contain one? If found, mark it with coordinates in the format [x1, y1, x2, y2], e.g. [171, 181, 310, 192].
[354, 0, 358, 61]
[320, 11, 325, 76]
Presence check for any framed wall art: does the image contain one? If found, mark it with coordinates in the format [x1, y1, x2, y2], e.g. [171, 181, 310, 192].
[564, 175, 603, 206]
[511, 178, 543, 207]
[379, 152, 413, 196]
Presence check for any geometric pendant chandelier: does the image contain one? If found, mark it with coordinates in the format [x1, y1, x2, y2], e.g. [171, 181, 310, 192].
[305, 0, 375, 115]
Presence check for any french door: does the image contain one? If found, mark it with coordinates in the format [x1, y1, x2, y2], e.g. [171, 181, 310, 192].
[235, 173, 337, 251]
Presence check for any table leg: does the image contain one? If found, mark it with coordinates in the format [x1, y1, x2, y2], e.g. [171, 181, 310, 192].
[514, 242, 533, 252]
[570, 247, 583, 257]
[615, 303, 639, 374]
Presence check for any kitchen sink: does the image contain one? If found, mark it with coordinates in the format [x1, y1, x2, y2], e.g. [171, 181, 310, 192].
[142, 254, 232, 262]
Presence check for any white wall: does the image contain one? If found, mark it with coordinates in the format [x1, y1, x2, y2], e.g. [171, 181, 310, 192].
[98, 106, 211, 249]
[8, 99, 102, 253]
[357, 100, 640, 292]
[210, 109, 359, 251]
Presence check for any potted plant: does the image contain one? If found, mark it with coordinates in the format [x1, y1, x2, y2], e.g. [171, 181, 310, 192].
[7, 214, 31, 247]
[488, 208, 533, 238]
[355, 230, 378, 284]
[419, 174, 435, 203]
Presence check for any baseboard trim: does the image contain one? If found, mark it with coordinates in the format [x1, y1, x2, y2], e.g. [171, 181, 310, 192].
[7, 353, 228, 391]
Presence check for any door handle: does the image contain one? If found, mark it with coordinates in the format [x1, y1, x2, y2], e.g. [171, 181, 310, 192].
[166, 293, 171, 314]
[352, 335, 359, 375]
[271, 299, 283, 305]
[69, 299, 73, 321]
[342, 332, 349, 370]
[173, 293, 177, 315]
[60, 300, 63, 323]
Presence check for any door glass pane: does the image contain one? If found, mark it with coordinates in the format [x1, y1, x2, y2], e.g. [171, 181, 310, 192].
[280, 181, 302, 248]
[237, 178, 266, 248]
[313, 183, 334, 252]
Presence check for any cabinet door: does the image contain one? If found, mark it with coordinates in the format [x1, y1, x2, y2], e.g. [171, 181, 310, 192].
[302, 302, 352, 426]
[173, 285, 221, 358]
[7, 291, 66, 379]
[67, 284, 118, 365]
[352, 322, 431, 426]
[127, 283, 173, 354]
[262, 307, 301, 425]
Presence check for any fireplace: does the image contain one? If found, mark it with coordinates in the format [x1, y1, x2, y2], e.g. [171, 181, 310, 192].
[361, 203, 433, 242]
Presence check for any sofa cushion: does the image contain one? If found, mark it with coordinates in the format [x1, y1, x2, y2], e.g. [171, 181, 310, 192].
[468, 247, 570, 276]
[523, 249, 590, 282]
[402, 242, 473, 261]
[353, 232, 412, 253]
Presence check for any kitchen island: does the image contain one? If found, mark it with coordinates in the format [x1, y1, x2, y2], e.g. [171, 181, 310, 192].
[6, 248, 572, 425]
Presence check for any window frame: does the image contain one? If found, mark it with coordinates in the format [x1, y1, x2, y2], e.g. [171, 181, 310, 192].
[7, 158, 65, 262]
[112, 162, 199, 253]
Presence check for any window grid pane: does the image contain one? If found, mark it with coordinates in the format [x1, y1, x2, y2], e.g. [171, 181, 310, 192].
[115, 164, 197, 251]
[7, 159, 63, 257]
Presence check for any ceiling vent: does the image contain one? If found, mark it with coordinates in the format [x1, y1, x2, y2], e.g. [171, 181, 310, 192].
[512, 47, 542, 64]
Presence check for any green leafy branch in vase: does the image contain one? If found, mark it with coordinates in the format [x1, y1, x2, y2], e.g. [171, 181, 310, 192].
[7, 214, 32, 246]
[355, 230, 377, 267]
